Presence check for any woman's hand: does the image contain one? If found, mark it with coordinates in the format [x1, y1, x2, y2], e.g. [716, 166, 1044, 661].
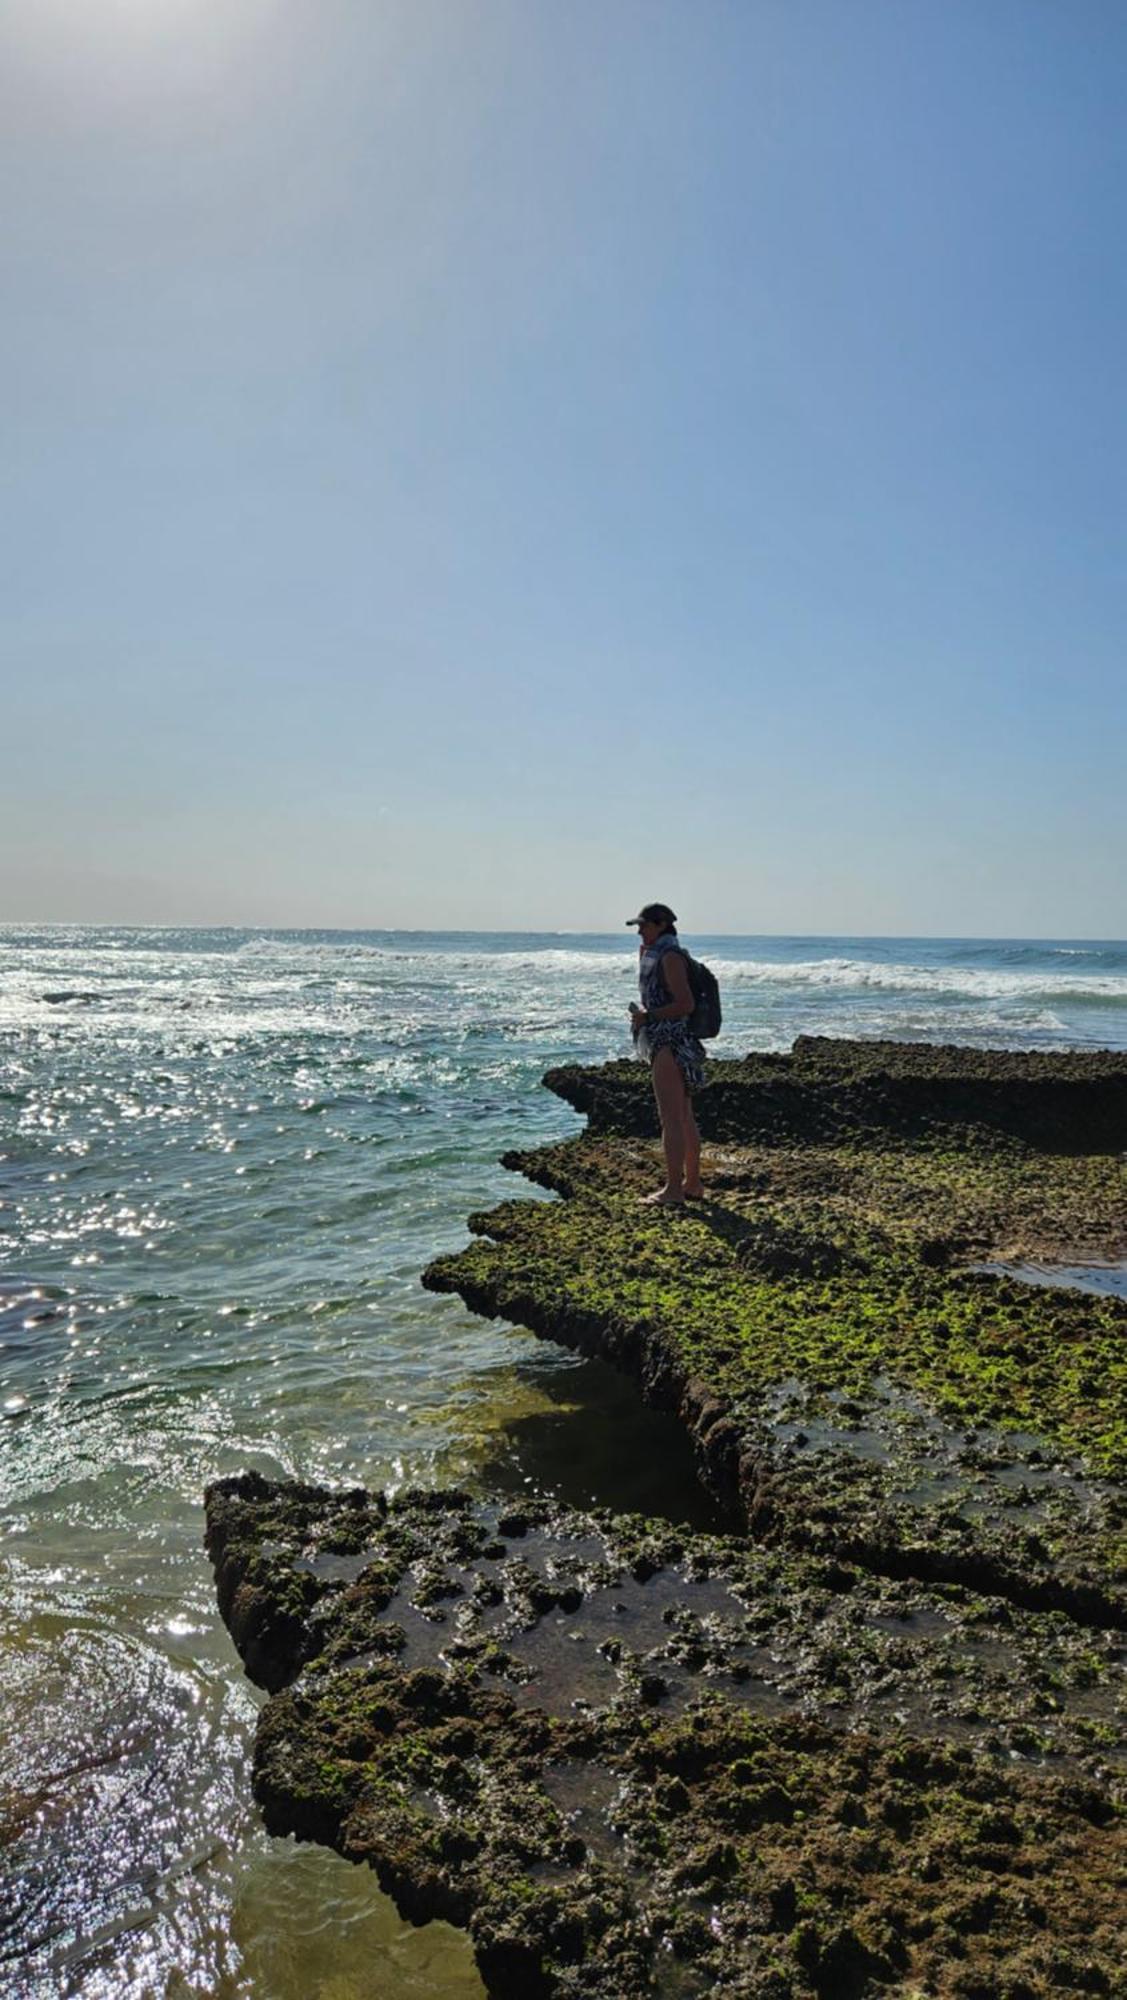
[629, 1002, 646, 1024]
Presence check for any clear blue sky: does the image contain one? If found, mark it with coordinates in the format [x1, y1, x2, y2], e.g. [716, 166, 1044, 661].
[2, 0, 1124, 934]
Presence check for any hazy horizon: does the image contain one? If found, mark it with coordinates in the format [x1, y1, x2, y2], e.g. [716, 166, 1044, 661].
[4, 920, 1125, 946]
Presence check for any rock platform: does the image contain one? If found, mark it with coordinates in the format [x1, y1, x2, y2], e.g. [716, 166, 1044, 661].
[208, 1041, 1127, 1997]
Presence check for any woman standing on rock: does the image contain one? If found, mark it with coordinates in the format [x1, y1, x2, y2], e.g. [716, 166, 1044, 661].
[627, 902, 706, 1206]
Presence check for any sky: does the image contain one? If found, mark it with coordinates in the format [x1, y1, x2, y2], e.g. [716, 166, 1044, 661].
[2, 0, 1124, 936]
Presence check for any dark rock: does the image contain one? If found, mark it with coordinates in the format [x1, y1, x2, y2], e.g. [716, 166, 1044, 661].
[206, 1474, 1125, 1998]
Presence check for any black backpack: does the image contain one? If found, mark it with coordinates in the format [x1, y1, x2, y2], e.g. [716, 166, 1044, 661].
[685, 954, 722, 1039]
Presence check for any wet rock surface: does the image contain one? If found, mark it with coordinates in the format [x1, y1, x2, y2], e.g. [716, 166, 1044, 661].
[206, 1475, 1124, 1999]
[208, 1041, 1127, 1996]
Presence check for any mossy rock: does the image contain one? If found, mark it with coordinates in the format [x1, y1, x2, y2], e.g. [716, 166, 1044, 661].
[205, 1475, 1125, 2000]
[428, 1044, 1127, 1619]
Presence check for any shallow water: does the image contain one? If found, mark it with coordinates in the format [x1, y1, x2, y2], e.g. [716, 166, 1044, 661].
[2, 926, 1125, 1996]
[972, 1260, 1127, 1300]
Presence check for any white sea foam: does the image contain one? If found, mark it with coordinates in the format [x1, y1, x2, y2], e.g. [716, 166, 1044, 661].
[294, 943, 1127, 1005]
[1, 932, 1125, 1052]
[231, 941, 1127, 1002]
[704, 956, 1127, 1002]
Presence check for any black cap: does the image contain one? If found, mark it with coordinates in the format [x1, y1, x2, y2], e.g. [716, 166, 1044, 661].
[625, 903, 677, 929]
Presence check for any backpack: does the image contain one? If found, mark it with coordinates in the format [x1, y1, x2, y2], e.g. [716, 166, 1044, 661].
[685, 954, 722, 1039]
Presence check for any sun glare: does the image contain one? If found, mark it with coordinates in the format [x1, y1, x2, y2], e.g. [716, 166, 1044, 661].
[13, 0, 202, 37]
[3, 0, 276, 67]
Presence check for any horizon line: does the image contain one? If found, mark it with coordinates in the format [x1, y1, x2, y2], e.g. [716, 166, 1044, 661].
[1, 922, 1125, 946]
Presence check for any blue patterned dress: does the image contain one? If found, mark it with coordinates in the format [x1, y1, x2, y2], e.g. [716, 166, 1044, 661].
[634, 933, 707, 1091]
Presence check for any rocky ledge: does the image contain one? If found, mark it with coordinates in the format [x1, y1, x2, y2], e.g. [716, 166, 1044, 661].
[208, 1041, 1126, 1997]
[540, 1037, 1127, 1152]
[425, 1041, 1127, 1627]
[206, 1474, 1122, 1999]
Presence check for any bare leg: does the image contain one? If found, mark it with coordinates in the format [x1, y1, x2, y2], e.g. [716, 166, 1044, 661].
[645, 1047, 688, 1203]
[683, 1097, 703, 1197]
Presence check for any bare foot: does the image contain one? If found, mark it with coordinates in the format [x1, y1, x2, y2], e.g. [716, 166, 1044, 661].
[683, 1185, 705, 1200]
[642, 1189, 685, 1206]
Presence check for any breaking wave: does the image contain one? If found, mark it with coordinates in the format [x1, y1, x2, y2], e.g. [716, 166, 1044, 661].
[707, 957, 1127, 1004]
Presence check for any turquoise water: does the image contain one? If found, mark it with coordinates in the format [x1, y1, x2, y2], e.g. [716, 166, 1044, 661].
[3, 928, 1126, 1997]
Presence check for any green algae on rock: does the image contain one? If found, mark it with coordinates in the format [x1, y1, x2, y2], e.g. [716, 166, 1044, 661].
[424, 1042, 1127, 1624]
[207, 1040, 1126, 1997]
[205, 1474, 1125, 2000]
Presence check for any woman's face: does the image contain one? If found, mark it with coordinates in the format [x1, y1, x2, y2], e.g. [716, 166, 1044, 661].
[636, 919, 662, 947]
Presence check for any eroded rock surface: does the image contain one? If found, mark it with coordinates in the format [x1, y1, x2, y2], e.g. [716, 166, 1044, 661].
[209, 1042, 1126, 1996]
[424, 1042, 1127, 1625]
[206, 1474, 1124, 1999]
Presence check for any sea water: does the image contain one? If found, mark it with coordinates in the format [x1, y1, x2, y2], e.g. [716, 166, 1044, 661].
[2, 928, 1126, 1998]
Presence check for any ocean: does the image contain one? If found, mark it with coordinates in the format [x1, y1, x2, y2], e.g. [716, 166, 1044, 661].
[3, 927, 1126, 1998]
